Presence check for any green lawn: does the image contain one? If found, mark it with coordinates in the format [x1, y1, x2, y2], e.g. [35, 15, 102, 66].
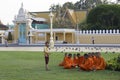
[0, 51, 120, 80]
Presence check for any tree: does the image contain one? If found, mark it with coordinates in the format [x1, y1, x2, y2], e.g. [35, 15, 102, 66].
[50, 2, 75, 28]
[74, 0, 105, 10]
[87, 4, 120, 30]
[63, 2, 75, 9]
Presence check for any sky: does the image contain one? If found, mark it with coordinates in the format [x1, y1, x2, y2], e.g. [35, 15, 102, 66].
[0, 0, 117, 25]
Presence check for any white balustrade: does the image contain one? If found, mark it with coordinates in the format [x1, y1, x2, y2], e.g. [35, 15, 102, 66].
[99, 30, 102, 34]
[79, 29, 119, 35]
[113, 29, 116, 34]
[96, 30, 98, 34]
[89, 30, 92, 34]
[110, 30, 112, 34]
[83, 30, 85, 34]
[80, 30, 82, 34]
[93, 30, 95, 34]
[117, 29, 119, 34]
[103, 30, 105, 34]
[106, 30, 108, 34]
[86, 30, 88, 34]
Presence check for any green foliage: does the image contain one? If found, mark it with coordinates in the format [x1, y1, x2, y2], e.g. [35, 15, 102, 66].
[50, 2, 75, 28]
[7, 32, 12, 41]
[74, 0, 103, 10]
[87, 4, 120, 30]
[63, 2, 75, 9]
[78, 21, 90, 30]
[107, 54, 120, 71]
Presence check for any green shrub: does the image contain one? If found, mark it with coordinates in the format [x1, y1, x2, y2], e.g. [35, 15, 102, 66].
[107, 54, 120, 71]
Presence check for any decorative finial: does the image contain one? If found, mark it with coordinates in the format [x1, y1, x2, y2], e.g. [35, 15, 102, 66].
[21, 2, 23, 8]
[14, 15, 16, 20]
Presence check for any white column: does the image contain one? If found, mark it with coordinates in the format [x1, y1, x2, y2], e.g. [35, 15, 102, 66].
[110, 30, 112, 34]
[79, 30, 82, 34]
[117, 29, 119, 34]
[89, 30, 92, 34]
[30, 36, 32, 44]
[76, 31, 79, 44]
[29, 30, 33, 44]
[76, 23, 79, 44]
[106, 30, 108, 34]
[54, 32, 55, 42]
[93, 30, 95, 34]
[86, 30, 88, 34]
[83, 30, 85, 34]
[99, 30, 102, 34]
[113, 29, 116, 34]
[1, 34, 4, 44]
[96, 30, 98, 34]
[49, 11, 54, 48]
[63, 32, 65, 41]
[35, 33, 38, 43]
[103, 30, 105, 34]
[72, 32, 74, 44]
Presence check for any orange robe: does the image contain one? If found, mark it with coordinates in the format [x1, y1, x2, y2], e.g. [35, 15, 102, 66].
[94, 57, 106, 70]
[78, 56, 84, 67]
[59, 56, 68, 66]
[73, 57, 78, 67]
[64, 57, 73, 69]
[92, 56, 97, 62]
[79, 57, 94, 71]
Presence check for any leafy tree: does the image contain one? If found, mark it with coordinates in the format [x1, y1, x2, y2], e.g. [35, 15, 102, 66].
[50, 2, 75, 28]
[87, 4, 120, 30]
[74, 0, 103, 10]
[63, 2, 75, 9]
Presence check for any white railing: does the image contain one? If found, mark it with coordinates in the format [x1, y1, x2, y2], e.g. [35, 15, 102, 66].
[76, 29, 120, 34]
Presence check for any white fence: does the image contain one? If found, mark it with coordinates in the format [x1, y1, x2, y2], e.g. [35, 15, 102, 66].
[76, 29, 120, 34]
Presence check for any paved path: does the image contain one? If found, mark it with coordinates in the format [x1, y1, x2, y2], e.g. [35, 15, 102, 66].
[0, 43, 120, 47]
[0, 43, 120, 52]
[0, 46, 120, 53]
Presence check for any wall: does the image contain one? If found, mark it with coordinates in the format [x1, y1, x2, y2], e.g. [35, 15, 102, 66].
[77, 30, 120, 44]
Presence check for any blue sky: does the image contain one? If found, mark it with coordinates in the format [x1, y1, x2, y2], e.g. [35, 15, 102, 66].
[0, 0, 116, 25]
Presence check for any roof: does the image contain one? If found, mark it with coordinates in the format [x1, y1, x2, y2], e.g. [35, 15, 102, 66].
[67, 9, 87, 24]
[30, 11, 56, 23]
[30, 9, 87, 25]
[0, 24, 8, 30]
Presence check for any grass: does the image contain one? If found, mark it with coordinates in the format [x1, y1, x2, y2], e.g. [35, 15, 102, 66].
[0, 51, 120, 80]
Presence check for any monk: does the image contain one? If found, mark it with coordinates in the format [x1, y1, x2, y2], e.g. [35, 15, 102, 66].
[73, 54, 78, 67]
[64, 53, 74, 69]
[94, 52, 106, 70]
[91, 52, 96, 62]
[79, 54, 94, 71]
[59, 53, 68, 66]
[77, 53, 84, 67]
